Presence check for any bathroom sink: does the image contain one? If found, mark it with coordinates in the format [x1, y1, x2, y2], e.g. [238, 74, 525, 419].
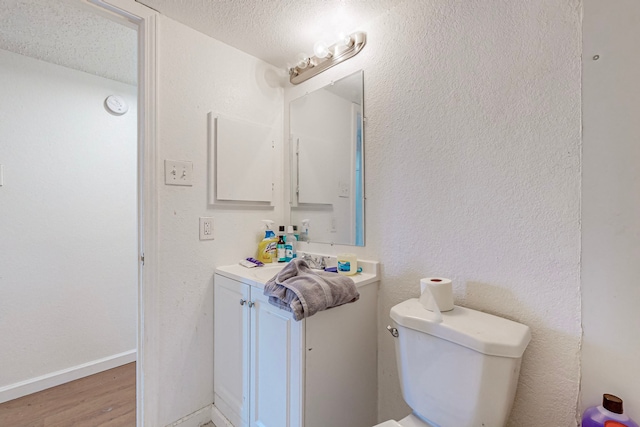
[216, 256, 379, 289]
[251, 265, 285, 283]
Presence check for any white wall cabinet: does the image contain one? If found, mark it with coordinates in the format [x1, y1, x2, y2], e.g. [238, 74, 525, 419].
[208, 113, 276, 205]
[213, 262, 379, 427]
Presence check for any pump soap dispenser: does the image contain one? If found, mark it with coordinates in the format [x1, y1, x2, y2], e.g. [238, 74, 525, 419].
[300, 219, 310, 242]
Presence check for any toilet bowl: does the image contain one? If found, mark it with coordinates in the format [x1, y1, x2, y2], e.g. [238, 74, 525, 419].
[375, 298, 531, 427]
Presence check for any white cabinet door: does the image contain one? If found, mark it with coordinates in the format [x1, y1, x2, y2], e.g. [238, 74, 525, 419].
[214, 275, 251, 427]
[249, 291, 302, 427]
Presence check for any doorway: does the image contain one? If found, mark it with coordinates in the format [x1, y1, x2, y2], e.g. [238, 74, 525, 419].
[0, 0, 139, 422]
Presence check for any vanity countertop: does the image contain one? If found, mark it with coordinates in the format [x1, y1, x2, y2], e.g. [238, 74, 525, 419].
[215, 256, 379, 291]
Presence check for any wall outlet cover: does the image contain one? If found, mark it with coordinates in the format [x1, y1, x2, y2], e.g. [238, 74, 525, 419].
[199, 217, 214, 240]
[338, 180, 350, 198]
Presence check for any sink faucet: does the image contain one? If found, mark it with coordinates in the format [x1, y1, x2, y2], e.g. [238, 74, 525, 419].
[301, 253, 327, 270]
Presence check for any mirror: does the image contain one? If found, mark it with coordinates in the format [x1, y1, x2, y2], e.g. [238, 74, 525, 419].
[290, 70, 364, 246]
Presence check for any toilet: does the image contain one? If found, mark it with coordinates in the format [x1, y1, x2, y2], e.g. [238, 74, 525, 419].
[377, 298, 532, 427]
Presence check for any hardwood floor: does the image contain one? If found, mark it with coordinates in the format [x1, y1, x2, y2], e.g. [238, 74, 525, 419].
[0, 362, 136, 427]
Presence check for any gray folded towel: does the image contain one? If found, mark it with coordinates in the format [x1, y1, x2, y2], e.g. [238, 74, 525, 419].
[263, 258, 359, 321]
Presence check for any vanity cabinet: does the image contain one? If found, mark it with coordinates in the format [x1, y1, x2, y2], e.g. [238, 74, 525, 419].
[213, 263, 379, 427]
[214, 274, 302, 427]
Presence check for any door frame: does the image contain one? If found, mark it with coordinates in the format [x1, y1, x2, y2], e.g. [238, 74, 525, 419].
[81, 1, 158, 425]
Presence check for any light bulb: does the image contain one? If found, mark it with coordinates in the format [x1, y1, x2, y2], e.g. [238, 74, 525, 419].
[342, 34, 354, 48]
[296, 53, 310, 69]
[313, 41, 331, 59]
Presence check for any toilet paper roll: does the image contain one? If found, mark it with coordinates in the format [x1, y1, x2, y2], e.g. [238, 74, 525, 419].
[419, 278, 454, 313]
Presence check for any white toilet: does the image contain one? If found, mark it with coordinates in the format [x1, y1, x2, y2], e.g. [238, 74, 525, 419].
[377, 298, 532, 427]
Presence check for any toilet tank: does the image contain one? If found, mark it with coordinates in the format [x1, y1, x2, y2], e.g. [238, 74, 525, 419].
[390, 299, 531, 427]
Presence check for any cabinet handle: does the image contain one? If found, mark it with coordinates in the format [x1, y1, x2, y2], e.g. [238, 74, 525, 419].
[240, 299, 246, 306]
[247, 301, 255, 308]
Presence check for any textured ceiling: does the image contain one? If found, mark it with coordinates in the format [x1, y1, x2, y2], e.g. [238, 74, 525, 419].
[136, 0, 404, 70]
[0, 0, 401, 85]
[0, 0, 137, 85]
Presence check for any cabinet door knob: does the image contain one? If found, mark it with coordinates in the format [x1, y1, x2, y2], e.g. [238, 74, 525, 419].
[240, 299, 246, 306]
[247, 301, 255, 308]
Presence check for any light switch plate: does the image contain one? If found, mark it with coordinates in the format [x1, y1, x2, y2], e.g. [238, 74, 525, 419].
[165, 160, 193, 186]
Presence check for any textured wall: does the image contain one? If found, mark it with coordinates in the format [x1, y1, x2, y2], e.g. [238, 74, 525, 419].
[581, 0, 640, 421]
[154, 16, 284, 426]
[0, 49, 137, 390]
[286, 1, 582, 425]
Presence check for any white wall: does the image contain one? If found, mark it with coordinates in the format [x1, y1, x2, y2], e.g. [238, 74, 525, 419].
[285, 1, 582, 425]
[0, 49, 137, 396]
[153, 16, 284, 426]
[581, 0, 640, 421]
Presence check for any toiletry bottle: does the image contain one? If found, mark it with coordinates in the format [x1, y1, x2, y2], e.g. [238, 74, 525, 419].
[582, 394, 639, 427]
[277, 226, 286, 262]
[285, 225, 297, 261]
[337, 253, 357, 275]
[293, 225, 300, 242]
[256, 220, 277, 263]
[301, 219, 310, 242]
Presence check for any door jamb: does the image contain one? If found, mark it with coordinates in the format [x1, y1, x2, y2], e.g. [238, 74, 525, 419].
[82, 1, 158, 425]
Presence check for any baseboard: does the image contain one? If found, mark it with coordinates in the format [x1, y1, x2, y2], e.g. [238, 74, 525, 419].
[167, 404, 213, 427]
[211, 405, 234, 427]
[0, 349, 136, 404]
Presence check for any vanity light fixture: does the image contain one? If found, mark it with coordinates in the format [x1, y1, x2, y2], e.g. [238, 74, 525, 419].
[289, 31, 366, 85]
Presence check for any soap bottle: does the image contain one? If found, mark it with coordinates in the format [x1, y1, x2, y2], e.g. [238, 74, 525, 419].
[582, 394, 639, 427]
[293, 225, 300, 242]
[337, 253, 357, 275]
[256, 220, 277, 263]
[276, 226, 286, 262]
[284, 225, 297, 261]
[300, 219, 310, 242]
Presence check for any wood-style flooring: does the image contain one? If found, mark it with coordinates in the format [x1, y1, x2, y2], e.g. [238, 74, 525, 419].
[0, 362, 136, 427]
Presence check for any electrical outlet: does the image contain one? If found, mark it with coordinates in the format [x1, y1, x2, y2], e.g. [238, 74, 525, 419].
[165, 160, 193, 186]
[199, 217, 214, 240]
[330, 217, 337, 233]
[338, 180, 350, 198]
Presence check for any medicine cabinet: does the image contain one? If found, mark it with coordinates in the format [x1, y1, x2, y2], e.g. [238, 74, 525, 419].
[289, 70, 365, 246]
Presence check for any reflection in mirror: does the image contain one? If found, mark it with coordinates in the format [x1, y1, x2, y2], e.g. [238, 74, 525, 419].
[290, 70, 364, 246]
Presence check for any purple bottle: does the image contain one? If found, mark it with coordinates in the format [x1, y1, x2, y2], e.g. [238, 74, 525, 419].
[582, 394, 639, 427]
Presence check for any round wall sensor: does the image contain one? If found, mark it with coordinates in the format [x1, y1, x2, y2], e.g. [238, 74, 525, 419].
[105, 95, 129, 115]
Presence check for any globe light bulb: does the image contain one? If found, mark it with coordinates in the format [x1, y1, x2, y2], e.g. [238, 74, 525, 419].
[296, 53, 310, 69]
[343, 34, 354, 47]
[313, 41, 331, 59]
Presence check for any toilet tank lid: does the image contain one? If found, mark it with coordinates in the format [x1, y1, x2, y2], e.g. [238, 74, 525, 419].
[390, 299, 531, 358]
